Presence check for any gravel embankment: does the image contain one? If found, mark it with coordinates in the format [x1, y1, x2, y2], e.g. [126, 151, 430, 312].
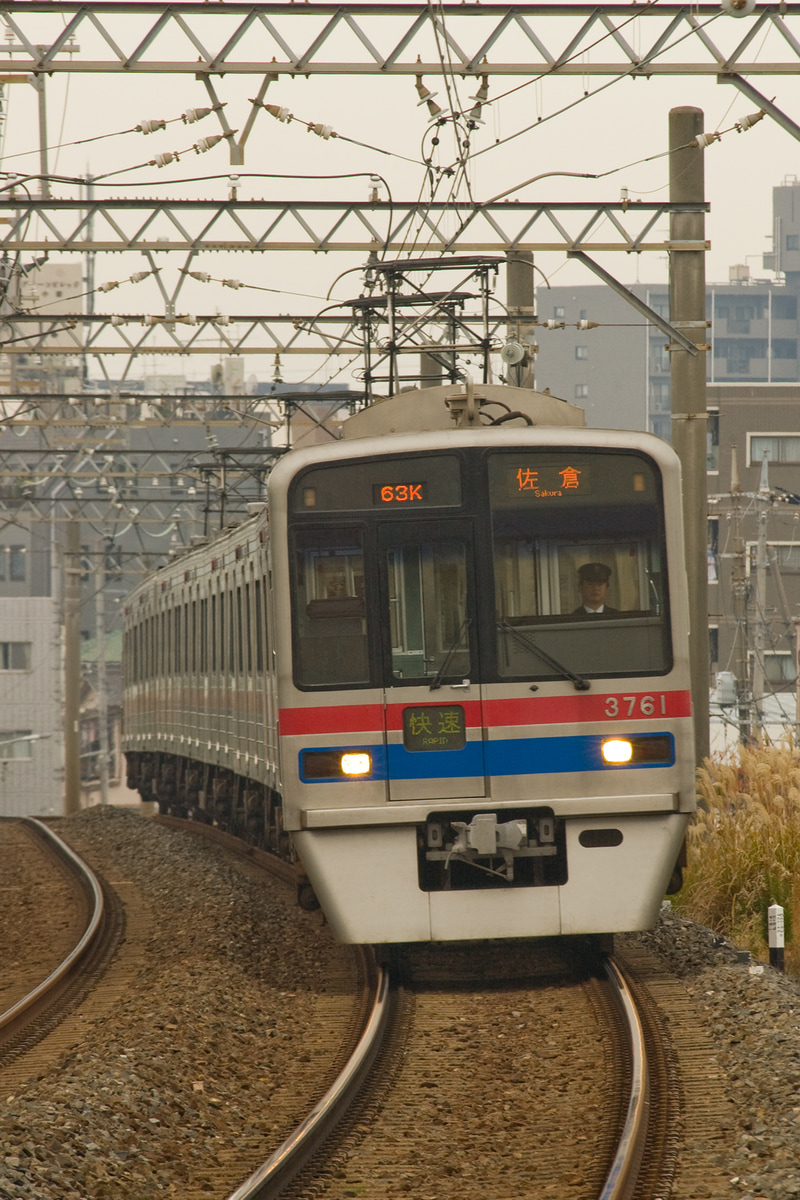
[628, 909, 800, 1200]
[0, 806, 354, 1200]
[2, 806, 800, 1200]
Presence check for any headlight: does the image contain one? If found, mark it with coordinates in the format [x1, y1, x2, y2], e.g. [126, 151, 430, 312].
[600, 735, 674, 766]
[341, 752, 371, 776]
[602, 739, 633, 764]
[301, 749, 373, 780]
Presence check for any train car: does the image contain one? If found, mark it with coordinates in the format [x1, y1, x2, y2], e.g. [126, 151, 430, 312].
[123, 381, 695, 944]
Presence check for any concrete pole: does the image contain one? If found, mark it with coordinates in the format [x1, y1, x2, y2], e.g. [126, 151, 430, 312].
[752, 511, 768, 736]
[95, 542, 109, 805]
[669, 107, 710, 764]
[63, 518, 81, 814]
[506, 250, 536, 389]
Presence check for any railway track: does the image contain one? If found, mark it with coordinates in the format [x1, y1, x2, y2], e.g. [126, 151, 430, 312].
[158, 815, 677, 1200]
[0, 816, 122, 1077]
[264, 953, 669, 1200]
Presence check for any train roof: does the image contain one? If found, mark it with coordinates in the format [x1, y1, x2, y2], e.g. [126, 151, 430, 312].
[340, 382, 584, 439]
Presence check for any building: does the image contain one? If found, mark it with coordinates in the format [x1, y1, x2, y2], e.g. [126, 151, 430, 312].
[0, 553, 62, 817]
[534, 179, 800, 440]
[707, 382, 800, 720]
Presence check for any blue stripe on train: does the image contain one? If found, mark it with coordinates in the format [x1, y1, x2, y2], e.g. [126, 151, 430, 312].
[299, 733, 674, 783]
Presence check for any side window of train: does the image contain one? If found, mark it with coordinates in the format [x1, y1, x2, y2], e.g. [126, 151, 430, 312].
[229, 587, 236, 676]
[219, 590, 226, 674]
[291, 528, 369, 687]
[245, 580, 253, 674]
[254, 577, 264, 673]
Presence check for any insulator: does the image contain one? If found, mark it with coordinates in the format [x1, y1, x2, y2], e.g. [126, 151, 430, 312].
[129, 271, 150, 284]
[222, 279, 243, 289]
[308, 123, 335, 139]
[189, 271, 212, 283]
[97, 281, 120, 293]
[151, 151, 179, 168]
[137, 119, 166, 135]
[694, 131, 721, 149]
[736, 110, 765, 132]
[194, 135, 224, 154]
[182, 107, 213, 124]
[264, 104, 292, 123]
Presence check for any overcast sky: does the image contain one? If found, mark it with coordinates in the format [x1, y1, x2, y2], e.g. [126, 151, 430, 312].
[3, 3, 800, 387]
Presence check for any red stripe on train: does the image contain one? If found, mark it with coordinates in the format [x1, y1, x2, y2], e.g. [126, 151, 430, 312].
[279, 689, 692, 736]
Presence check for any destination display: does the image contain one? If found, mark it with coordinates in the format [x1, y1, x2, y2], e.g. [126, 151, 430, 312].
[291, 454, 461, 512]
[510, 463, 592, 498]
[488, 450, 659, 509]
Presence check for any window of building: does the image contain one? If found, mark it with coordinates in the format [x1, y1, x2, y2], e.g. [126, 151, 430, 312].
[0, 642, 31, 670]
[650, 380, 670, 413]
[707, 517, 719, 585]
[0, 730, 33, 759]
[774, 295, 798, 321]
[771, 339, 798, 359]
[771, 544, 800, 571]
[575, 346, 588, 360]
[0, 546, 27, 582]
[707, 411, 719, 472]
[748, 434, 800, 465]
[709, 626, 719, 666]
[574, 384, 588, 399]
[787, 235, 800, 251]
[751, 651, 797, 684]
[553, 306, 565, 319]
[714, 339, 768, 376]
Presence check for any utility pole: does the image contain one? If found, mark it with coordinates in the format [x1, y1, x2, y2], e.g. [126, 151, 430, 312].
[730, 448, 751, 744]
[63, 518, 81, 814]
[752, 509, 768, 735]
[95, 542, 109, 805]
[669, 106, 710, 763]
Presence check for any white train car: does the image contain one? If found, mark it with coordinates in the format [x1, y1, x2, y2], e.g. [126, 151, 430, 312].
[123, 382, 695, 944]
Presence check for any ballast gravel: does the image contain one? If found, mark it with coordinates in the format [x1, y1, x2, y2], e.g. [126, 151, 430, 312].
[630, 909, 800, 1200]
[0, 806, 351, 1200]
[1, 805, 800, 1200]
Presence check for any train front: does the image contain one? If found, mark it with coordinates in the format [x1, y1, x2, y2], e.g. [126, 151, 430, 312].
[270, 393, 695, 944]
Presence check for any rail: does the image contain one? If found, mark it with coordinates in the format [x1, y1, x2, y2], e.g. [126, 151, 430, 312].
[598, 956, 650, 1200]
[0, 817, 105, 1037]
[225, 948, 390, 1200]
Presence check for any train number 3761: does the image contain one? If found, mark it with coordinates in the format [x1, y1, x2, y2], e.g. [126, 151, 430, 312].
[604, 694, 666, 718]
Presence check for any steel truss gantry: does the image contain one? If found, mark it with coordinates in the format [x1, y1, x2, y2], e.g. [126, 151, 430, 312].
[2, 3, 800, 80]
[4, 4, 800, 162]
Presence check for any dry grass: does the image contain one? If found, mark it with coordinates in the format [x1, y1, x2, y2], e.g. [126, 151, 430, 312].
[674, 739, 800, 974]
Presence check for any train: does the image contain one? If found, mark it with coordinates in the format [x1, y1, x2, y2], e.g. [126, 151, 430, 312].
[122, 379, 696, 944]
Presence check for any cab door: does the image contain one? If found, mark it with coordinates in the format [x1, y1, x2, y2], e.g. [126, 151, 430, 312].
[379, 523, 486, 802]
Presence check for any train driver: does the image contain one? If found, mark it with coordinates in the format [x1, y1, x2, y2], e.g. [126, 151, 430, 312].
[573, 561, 619, 615]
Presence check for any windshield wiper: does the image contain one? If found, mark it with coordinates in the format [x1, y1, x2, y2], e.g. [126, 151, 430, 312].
[498, 618, 590, 691]
[429, 617, 471, 691]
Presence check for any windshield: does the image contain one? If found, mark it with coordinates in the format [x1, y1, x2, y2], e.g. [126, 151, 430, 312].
[287, 448, 673, 690]
[488, 449, 671, 679]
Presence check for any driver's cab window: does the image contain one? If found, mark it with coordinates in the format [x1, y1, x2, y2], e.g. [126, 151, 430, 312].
[489, 450, 671, 679]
